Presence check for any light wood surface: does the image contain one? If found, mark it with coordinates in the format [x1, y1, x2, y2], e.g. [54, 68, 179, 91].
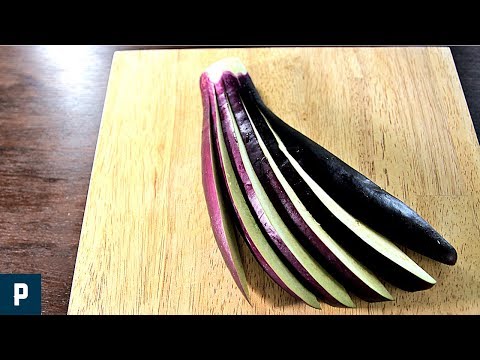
[68, 47, 480, 315]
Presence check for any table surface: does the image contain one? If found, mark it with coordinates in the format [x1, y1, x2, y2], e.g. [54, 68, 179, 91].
[1, 46, 479, 315]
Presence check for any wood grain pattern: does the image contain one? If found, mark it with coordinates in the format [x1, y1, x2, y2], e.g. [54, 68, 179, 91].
[68, 47, 480, 315]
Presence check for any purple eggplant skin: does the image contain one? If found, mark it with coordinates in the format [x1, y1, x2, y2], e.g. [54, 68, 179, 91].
[222, 73, 393, 301]
[202, 73, 300, 301]
[214, 78, 347, 307]
[200, 73, 250, 301]
[229, 74, 434, 292]
[237, 74, 457, 266]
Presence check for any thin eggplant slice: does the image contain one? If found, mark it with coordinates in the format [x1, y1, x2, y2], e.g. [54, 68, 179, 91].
[200, 73, 250, 300]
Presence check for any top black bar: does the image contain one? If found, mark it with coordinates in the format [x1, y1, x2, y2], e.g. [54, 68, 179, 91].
[1, 14, 479, 45]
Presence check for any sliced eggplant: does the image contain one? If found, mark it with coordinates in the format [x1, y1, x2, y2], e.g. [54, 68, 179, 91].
[222, 73, 394, 301]
[238, 73, 457, 266]
[203, 74, 321, 308]
[212, 72, 354, 308]
[200, 73, 249, 301]
[200, 57, 456, 307]
[233, 74, 436, 292]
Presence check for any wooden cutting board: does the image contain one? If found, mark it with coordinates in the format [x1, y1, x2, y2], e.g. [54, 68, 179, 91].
[68, 47, 480, 315]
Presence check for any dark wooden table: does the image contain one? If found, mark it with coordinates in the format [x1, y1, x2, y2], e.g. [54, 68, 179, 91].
[1, 46, 479, 315]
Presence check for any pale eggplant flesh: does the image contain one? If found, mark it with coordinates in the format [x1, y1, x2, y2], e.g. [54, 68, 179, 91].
[200, 73, 250, 301]
[222, 72, 395, 301]
[237, 73, 457, 267]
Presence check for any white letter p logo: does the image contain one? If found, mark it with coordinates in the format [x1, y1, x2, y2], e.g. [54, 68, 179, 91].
[14, 283, 28, 306]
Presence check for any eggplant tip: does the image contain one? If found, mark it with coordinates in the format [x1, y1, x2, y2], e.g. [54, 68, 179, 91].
[341, 301, 356, 309]
[444, 250, 458, 266]
[310, 300, 322, 310]
[385, 292, 395, 301]
[243, 293, 253, 307]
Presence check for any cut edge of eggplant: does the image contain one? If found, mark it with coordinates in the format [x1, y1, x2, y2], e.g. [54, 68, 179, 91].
[222, 85, 355, 308]
[200, 73, 250, 301]
[243, 99, 395, 301]
[209, 80, 322, 309]
[264, 117, 436, 286]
